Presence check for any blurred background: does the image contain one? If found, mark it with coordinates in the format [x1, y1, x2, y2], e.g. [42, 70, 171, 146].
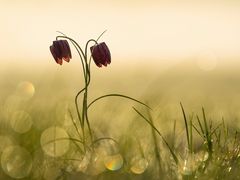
[0, 1, 240, 179]
[1, 0, 240, 127]
[1, 0, 240, 63]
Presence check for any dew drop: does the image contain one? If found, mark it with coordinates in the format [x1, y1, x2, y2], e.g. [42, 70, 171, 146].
[130, 157, 148, 174]
[104, 154, 123, 171]
[77, 151, 91, 173]
[180, 155, 197, 176]
[78, 150, 106, 176]
[196, 151, 209, 162]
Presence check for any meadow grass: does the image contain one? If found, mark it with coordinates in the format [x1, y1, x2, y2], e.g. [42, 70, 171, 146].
[0, 61, 240, 180]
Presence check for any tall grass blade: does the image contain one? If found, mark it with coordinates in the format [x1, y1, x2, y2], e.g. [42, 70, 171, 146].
[180, 103, 190, 151]
[197, 115, 205, 135]
[133, 107, 178, 164]
[147, 109, 162, 177]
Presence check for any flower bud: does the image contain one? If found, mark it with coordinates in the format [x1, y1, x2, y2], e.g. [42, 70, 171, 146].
[90, 42, 111, 67]
[50, 40, 72, 65]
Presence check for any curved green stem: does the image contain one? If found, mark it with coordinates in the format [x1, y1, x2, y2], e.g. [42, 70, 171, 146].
[56, 35, 88, 140]
[84, 91, 93, 142]
[74, 68, 91, 145]
[55, 31, 110, 151]
[84, 30, 107, 85]
[82, 39, 98, 143]
[56, 34, 94, 148]
[86, 30, 107, 74]
[87, 94, 151, 110]
[75, 88, 85, 124]
[82, 53, 93, 142]
[56, 35, 85, 59]
[56, 35, 86, 79]
[84, 39, 98, 86]
[85, 39, 98, 62]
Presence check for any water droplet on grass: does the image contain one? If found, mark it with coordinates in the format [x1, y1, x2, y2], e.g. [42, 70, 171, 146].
[104, 154, 123, 171]
[1, 146, 32, 179]
[180, 154, 197, 176]
[40, 126, 69, 157]
[78, 150, 106, 176]
[77, 151, 91, 173]
[196, 151, 209, 162]
[77, 139, 122, 175]
[203, 152, 209, 161]
[130, 157, 148, 174]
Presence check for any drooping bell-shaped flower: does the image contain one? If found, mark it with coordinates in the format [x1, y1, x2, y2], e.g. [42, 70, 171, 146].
[50, 40, 72, 65]
[90, 42, 111, 67]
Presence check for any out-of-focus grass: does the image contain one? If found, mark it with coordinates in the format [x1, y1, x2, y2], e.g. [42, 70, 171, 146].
[0, 59, 240, 179]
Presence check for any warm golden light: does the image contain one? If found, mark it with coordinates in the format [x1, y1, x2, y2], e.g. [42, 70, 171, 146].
[0, 2, 240, 179]
[1, 0, 240, 65]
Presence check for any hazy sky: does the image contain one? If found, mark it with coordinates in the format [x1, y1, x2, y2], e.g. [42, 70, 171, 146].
[1, 0, 240, 64]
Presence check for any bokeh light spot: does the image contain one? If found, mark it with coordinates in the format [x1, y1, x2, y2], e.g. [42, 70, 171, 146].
[1, 146, 32, 179]
[10, 111, 32, 133]
[16, 81, 35, 98]
[40, 126, 69, 157]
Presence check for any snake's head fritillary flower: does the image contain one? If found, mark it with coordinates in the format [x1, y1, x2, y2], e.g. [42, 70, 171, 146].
[50, 40, 72, 65]
[90, 42, 111, 67]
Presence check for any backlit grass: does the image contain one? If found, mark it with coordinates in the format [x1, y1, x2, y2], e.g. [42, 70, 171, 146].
[0, 60, 239, 180]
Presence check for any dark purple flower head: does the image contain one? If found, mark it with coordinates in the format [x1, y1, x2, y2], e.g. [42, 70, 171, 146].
[90, 42, 111, 67]
[50, 40, 72, 65]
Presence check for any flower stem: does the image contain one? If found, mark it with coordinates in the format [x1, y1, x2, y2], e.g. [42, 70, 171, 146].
[55, 33, 105, 150]
[56, 35, 87, 144]
[83, 52, 93, 143]
[56, 35, 86, 79]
